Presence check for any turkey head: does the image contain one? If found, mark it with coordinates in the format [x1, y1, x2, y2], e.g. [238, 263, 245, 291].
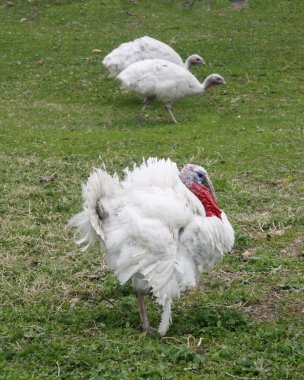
[179, 164, 222, 220]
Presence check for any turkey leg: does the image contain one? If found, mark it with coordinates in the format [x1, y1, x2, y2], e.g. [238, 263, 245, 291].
[136, 291, 156, 332]
[165, 105, 178, 124]
[138, 97, 150, 122]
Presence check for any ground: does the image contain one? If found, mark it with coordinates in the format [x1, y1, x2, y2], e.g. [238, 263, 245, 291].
[0, 0, 303, 379]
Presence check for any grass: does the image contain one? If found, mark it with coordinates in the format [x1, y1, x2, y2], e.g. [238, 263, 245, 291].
[0, 0, 303, 378]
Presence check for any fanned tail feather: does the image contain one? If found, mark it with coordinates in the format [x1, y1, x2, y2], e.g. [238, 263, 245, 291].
[68, 211, 99, 251]
[68, 167, 120, 251]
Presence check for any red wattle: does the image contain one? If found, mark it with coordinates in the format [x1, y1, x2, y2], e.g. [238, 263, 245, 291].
[191, 182, 222, 220]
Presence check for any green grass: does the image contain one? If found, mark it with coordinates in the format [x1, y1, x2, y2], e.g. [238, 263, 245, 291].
[1, 0, 303, 378]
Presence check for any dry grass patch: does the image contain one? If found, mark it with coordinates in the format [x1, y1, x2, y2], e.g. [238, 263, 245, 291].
[243, 299, 279, 322]
[209, 269, 242, 282]
[243, 291, 304, 323]
[279, 236, 304, 257]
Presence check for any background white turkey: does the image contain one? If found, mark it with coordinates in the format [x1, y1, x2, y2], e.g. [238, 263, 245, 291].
[102, 36, 205, 77]
[117, 59, 226, 123]
[69, 158, 234, 336]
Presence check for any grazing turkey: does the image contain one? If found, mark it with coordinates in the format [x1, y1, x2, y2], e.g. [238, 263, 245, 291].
[102, 36, 205, 77]
[69, 158, 234, 336]
[117, 59, 225, 123]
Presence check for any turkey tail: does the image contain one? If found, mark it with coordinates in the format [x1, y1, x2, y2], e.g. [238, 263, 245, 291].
[69, 167, 120, 251]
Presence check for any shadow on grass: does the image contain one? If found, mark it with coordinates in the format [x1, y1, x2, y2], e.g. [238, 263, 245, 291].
[169, 303, 248, 336]
[54, 275, 248, 336]
[90, 289, 248, 337]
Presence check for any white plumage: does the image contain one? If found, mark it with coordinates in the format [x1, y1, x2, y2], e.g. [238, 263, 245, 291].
[102, 36, 205, 77]
[117, 59, 226, 123]
[69, 158, 234, 336]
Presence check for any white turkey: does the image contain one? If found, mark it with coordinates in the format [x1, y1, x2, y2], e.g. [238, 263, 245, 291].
[117, 59, 226, 123]
[69, 158, 234, 336]
[102, 36, 205, 77]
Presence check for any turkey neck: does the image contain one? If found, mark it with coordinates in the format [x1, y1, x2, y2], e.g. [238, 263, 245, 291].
[200, 76, 214, 92]
[184, 57, 192, 70]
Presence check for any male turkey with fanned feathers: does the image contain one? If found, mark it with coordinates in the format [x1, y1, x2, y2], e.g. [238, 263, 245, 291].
[69, 158, 234, 336]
